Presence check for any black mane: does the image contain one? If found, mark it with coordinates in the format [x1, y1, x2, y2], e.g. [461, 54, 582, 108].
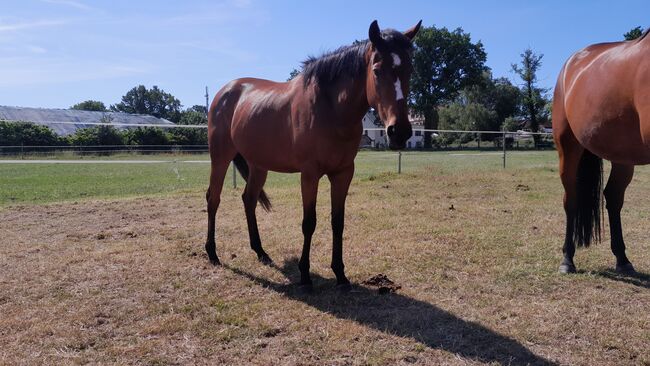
[301, 29, 412, 87]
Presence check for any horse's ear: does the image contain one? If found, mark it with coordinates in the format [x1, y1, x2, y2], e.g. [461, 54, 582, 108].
[369, 20, 383, 47]
[403, 20, 422, 41]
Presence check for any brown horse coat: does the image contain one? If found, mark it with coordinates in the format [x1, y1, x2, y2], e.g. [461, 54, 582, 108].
[204, 21, 421, 289]
[552, 29, 650, 274]
[555, 31, 650, 165]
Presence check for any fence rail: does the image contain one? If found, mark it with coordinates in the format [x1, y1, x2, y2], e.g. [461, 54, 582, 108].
[2, 120, 555, 172]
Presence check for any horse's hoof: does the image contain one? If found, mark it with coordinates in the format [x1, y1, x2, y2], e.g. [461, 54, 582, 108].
[258, 254, 273, 266]
[336, 283, 352, 293]
[615, 263, 636, 275]
[205, 242, 220, 265]
[559, 263, 576, 274]
[297, 283, 313, 294]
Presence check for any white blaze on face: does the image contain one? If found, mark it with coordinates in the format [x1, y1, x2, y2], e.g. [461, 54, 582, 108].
[394, 78, 404, 101]
[391, 53, 401, 67]
[391, 53, 404, 101]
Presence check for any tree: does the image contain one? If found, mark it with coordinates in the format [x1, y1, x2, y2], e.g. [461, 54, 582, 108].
[624, 26, 645, 40]
[124, 127, 170, 146]
[511, 48, 549, 145]
[168, 109, 208, 145]
[71, 100, 107, 112]
[410, 25, 488, 148]
[288, 68, 300, 81]
[434, 71, 521, 144]
[0, 121, 62, 146]
[112, 85, 182, 122]
[67, 125, 124, 146]
[457, 73, 521, 129]
[67, 115, 124, 146]
[438, 102, 496, 145]
[187, 105, 207, 115]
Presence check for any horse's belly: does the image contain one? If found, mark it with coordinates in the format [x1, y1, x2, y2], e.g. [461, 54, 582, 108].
[234, 135, 300, 173]
[231, 118, 300, 173]
[575, 119, 650, 165]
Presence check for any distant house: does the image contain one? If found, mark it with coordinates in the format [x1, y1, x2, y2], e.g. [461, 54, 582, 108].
[360, 110, 425, 149]
[516, 118, 553, 134]
[361, 111, 386, 148]
[0, 106, 175, 136]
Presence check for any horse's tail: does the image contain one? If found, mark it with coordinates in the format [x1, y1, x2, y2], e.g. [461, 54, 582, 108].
[573, 150, 603, 247]
[232, 153, 272, 212]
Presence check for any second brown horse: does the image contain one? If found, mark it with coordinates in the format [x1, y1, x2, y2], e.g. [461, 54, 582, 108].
[553, 29, 650, 274]
[205, 20, 421, 290]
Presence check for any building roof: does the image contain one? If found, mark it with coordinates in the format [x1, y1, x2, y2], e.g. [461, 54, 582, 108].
[0, 105, 175, 135]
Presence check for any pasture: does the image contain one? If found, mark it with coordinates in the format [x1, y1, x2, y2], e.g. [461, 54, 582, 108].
[1, 151, 649, 365]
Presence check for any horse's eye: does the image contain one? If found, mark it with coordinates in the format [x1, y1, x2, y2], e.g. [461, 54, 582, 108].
[373, 68, 382, 77]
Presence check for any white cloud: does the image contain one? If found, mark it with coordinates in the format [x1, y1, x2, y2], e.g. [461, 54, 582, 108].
[27, 45, 47, 54]
[40, 0, 92, 11]
[0, 19, 67, 32]
[0, 57, 153, 87]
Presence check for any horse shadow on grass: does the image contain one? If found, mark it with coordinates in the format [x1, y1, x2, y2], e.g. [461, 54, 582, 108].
[226, 258, 557, 366]
[594, 268, 650, 289]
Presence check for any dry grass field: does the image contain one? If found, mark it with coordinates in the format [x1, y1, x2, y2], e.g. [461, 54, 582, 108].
[1, 151, 649, 365]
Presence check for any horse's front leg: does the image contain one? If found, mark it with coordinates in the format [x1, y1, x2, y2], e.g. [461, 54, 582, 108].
[328, 164, 354, 290]
[298, 171, 320, 291]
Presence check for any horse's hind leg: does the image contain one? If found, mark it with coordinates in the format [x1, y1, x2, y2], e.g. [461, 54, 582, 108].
[206, 160, 232, 265]
[242, 166, 272, 264]
[554, 115, 584, 273]
[604, 164, 636, 274]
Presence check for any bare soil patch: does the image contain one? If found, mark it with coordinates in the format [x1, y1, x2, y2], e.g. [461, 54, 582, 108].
[1, 164, 649, 365]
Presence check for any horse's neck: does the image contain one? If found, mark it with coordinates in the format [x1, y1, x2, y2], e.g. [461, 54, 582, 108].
[329, 78, 369, 125]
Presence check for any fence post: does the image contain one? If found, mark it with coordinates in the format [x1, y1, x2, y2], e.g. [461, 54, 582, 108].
[502, 128, 506, 169]
[21, 143, 24, 160]
[477, 133, 481, 150]
[398, 151, 402, 174]
[232, 161, 237, 188]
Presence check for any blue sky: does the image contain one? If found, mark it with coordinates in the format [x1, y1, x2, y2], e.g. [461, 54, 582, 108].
[0, 0, 647, 109]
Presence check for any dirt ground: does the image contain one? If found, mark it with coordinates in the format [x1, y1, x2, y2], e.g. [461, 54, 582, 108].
[1, 166, 649, 365]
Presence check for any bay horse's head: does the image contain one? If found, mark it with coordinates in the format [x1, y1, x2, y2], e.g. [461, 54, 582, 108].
[366, 20, 421, 150]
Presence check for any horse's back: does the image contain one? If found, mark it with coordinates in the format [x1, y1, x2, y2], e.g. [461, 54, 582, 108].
[209, 77, 303, 172]
[557, 37, 650, 164]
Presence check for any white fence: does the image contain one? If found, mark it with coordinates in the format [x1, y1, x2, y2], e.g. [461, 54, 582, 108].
[1, 121, 555, 184]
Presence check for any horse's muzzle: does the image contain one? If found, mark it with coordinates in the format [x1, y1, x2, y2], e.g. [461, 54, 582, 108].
[386, 123, 412, 150]
[388, 140, 406, 150]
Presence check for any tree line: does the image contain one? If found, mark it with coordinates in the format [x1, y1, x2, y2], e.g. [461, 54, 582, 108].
[413, 25, 644, 148]
[1, 85, 208, 146]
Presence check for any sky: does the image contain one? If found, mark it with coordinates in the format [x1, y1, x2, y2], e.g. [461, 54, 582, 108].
[0, 0, 647, 109]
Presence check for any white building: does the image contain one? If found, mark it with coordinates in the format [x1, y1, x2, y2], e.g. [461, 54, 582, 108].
[360, 110, 425, 149]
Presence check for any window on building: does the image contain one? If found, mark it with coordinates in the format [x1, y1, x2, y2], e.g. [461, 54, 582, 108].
[415, 130, 421, 136]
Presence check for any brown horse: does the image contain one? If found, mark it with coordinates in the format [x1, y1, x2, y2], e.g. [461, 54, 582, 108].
[205, 20, 421, 290]
[553, 29, 650, 274]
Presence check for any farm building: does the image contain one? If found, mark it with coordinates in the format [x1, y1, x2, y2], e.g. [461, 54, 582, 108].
[0, 105, 175, 136]
[360, 110, 425, 149]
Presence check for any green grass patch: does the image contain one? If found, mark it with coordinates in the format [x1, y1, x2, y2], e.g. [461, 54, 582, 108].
[0, 151, 558, 206]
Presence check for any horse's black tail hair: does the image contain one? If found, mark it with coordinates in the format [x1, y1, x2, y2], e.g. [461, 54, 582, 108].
[232, 153, 272, 212]
[573, 149, 603, 247]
